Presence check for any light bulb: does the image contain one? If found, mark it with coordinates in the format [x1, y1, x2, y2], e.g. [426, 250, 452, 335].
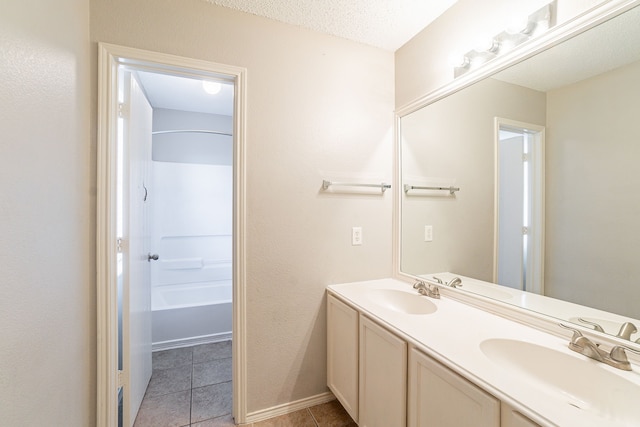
[202, 80, 222, 95]
[448, 52, 469, 68]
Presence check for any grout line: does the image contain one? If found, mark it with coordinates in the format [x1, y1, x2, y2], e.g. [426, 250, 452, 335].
[307, 408, 320, 427]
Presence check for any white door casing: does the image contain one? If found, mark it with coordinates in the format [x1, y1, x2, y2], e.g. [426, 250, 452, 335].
[97, 43, 248, 427]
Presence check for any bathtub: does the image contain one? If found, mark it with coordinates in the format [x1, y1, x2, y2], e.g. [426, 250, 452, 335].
[151, 280, 232, 350]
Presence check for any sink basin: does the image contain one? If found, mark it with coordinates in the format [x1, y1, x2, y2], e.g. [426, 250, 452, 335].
[480, 338, 640, 424]
[367, 289, 437, 315]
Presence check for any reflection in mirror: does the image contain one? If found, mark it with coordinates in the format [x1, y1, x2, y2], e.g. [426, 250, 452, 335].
[399, 3, 640, 343]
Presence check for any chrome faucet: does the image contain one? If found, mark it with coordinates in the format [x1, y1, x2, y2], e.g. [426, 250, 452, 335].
[433, 276, 463, 289]
[560, 324, 640, 371]
[413, 280, 440, 299]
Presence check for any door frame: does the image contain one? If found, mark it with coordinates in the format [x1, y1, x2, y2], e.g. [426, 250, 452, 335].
[493, 117, 545, 295]
[96, 42, 248, 427]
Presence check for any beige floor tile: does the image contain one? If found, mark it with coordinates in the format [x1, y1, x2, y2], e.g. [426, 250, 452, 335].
[309, 400, 357, 427]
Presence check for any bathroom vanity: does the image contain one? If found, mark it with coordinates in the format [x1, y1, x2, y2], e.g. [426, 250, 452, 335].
[327, 279, 640, 427]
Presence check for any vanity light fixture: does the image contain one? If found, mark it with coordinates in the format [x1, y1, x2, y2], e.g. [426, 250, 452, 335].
[202, 80, 222, 94]
[453, 0, 556, 78]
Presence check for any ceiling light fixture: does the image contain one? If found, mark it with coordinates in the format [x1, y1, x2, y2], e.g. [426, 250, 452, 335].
[202, 80, 222, 95]
[452, 0, 556, 78]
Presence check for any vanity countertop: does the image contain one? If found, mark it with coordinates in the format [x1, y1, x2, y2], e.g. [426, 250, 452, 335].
[328, 278, 640, 427]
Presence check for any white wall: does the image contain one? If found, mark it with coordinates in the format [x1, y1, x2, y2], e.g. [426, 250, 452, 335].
[91, 0, 394, 414]
[545, 60, 640, 318]
[0, 0, 93, 425]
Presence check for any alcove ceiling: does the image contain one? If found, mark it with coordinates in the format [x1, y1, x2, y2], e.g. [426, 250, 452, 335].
[204, 0, 459, 51]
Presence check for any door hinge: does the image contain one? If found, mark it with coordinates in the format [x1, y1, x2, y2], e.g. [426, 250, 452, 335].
[522, 226, 529, 235]
[118, 103, 129, 118]
[117, 370, 124, 388]
[116, 238, 127, 253]
[522, 153, 529, 162]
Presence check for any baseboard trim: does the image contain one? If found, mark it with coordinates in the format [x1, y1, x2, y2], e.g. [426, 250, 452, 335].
[152, 332, 233, 352]
[243, 392, 336, 424]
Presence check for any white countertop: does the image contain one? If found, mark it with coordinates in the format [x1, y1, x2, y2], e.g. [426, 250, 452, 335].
[328, 278, 640, 427]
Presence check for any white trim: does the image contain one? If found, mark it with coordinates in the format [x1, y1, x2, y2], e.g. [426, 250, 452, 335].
[96, 42, 248, 427]
[244, 392, 336, 424]
[151, 332, 233, 352]
[96, 42, 120, 427]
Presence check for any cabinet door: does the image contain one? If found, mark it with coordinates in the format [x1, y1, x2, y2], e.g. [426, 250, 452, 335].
[501, 404, 541, 427]
[327, 295, 359, 422]
[359, 315, 407, 427]
[408, 348, 499, 427]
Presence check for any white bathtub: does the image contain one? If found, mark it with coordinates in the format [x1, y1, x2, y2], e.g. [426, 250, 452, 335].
[151, 281, 232, 350]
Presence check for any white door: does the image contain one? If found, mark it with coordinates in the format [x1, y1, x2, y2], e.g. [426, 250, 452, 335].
[497, 134, 525, 290]
[495, 118, 545, 295]
[121, 70, 153, 427]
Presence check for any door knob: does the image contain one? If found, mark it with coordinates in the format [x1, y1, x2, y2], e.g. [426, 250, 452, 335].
[147, 253, 159, 262]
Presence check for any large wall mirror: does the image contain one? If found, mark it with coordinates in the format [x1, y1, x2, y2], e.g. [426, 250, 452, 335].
[398, 2, 640, 344]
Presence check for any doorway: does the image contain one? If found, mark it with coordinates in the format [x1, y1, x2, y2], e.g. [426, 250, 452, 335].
[494, 118, 544, 294]
[97, 43, 248, 427]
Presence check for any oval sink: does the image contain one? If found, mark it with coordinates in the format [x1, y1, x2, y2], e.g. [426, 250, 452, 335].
[480, 338, 640, 424]
[367, 289, 437, 315]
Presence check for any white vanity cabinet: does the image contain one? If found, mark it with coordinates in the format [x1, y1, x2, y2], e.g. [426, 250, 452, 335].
[359, 315, 407, 427]
[327, 290, 543, 427]
[327, 294, 407, 426]
[408, 347, 500, 427]
[501, 404, 542, 427]
[327, 295, 359, 422]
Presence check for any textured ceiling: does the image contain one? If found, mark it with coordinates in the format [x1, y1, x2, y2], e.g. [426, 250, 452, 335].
[204, 0, 458, 51]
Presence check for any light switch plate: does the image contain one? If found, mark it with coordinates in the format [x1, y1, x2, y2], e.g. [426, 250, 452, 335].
[425, 225, 433, 242]
[352, 227, 362, 245]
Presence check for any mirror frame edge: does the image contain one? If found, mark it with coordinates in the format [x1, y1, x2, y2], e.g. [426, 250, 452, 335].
[392, 0, 640, 350]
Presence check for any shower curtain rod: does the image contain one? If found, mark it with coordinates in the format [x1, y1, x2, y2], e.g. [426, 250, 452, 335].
[151, 129, 232, 137]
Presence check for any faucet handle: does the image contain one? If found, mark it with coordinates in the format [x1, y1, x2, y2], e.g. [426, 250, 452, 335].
[610, 344, 640, 361]
[432, 276, 444, 284]
[559, 323, 584, 344]
[617, 322, 638, 341]
[413, 280, 426, 289]
[577, 318, 605, 333]
[609, 345, 640, 371]
[447, 277, 463, 288]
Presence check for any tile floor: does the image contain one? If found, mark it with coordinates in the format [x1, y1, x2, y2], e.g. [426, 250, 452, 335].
[134, 341, 233, 427]
[133, 341, 356, 427]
